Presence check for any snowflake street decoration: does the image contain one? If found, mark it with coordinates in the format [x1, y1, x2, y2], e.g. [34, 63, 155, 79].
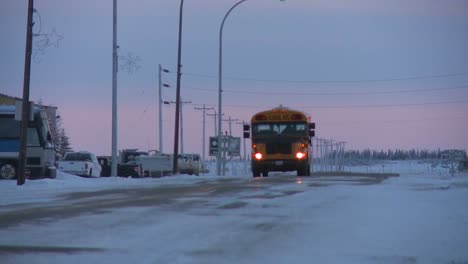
[33, 28, 63, 63]
[32, 8, 63, 63]
[119, 52, 142, 74]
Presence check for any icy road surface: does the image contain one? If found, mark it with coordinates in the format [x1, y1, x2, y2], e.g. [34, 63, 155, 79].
[0, 161, 467, 264]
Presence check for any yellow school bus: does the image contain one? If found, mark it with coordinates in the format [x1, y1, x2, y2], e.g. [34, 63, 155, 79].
[243, 106, 315, 177]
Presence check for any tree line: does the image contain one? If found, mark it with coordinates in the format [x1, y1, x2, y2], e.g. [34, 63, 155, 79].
[343, 149, 467, 161]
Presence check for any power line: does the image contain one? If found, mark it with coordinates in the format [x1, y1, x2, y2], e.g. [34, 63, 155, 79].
[192, 99, 468, 109]
[183, 71, 468, 84]
[319, 115, 468, 125]
[186, 84, 468, 96]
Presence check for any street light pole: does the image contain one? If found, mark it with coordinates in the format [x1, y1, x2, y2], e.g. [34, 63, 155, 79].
[173, 0, 184, 175]
[217, 0, 248, 176]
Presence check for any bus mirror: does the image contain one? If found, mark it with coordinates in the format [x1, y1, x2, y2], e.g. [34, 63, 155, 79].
[47, 132, 52, 141]
[243, 124, 250, 131]
[308, 123, 315, 129]
[243, 132, 250, 139]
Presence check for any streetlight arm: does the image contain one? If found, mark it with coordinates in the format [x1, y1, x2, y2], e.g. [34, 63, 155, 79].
[217, 0, 248, 176]
[220, 0, 248, 37]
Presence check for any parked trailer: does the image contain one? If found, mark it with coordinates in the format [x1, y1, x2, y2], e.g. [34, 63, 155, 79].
[136, 151, 172, 177]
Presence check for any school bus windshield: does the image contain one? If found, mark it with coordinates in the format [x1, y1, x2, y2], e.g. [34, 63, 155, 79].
[252, 122, 307, 137]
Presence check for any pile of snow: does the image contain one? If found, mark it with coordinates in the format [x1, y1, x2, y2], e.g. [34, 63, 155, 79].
[1, 160, 464, 208]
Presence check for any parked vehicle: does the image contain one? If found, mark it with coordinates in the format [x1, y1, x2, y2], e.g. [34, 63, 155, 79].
[99, 149, 203, 177]
[0, 105, 56, 179]
[135, 150, 172, 177]
[178, 154, 202, 176]
[137, 152, 203, 176]
[57, 151, 101, 177]
[98, 149, 145, 177]
[97, 156, 111, 176]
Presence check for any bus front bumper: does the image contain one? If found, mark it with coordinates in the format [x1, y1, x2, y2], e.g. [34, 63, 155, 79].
[252, 159, 308, 172]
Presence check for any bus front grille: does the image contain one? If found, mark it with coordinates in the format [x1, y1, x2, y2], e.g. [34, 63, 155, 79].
[266, 142, 291, 154]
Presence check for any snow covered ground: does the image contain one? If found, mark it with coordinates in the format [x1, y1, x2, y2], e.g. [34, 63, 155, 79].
[1, 160, 467, 264]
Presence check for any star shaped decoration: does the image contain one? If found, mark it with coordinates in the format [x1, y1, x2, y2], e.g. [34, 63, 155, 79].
[47, 28, 63, 48]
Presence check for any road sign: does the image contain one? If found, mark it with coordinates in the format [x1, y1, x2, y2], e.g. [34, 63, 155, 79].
[209, 136, 219, 156]
[227, 137, 240, 156]
[209, 136, 240, 156]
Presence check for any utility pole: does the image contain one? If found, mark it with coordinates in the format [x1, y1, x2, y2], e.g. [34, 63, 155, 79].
[158, 64, 170, 153]
[18, 0, 34, 185]
[164, 98, 191, 154]
[207, 111, 223, 137]
[223, 116, 239, 136]
[195, 104, 214, 162]
[111, 0, 118, 177]
[219, 116, 238, 176]
[173, 0, 184, 175]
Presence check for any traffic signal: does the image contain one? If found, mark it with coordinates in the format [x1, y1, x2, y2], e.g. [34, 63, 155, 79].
[243, 124, 250, 138]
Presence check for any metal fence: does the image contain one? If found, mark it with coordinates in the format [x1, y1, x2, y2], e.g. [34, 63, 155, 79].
[311, 138, 346, 172]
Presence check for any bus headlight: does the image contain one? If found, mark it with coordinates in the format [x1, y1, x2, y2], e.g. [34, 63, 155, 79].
[254, 153, 263, 160]
[296, 152, 306, 159]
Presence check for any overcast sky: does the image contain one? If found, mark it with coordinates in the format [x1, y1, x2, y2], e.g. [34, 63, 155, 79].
[1, 0, 467, 156]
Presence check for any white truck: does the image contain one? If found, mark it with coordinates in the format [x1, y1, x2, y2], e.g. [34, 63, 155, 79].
[57, 151, 102, 177]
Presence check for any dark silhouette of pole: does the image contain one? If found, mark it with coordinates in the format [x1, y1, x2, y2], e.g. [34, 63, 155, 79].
[111, 0, 118, 177]
[165, 99, 191, 154]
[18, 0, 34, 186]
[173, 0, 184, 174]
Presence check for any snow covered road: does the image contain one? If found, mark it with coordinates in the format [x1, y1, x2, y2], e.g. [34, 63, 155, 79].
[1, 162, 467, 264]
